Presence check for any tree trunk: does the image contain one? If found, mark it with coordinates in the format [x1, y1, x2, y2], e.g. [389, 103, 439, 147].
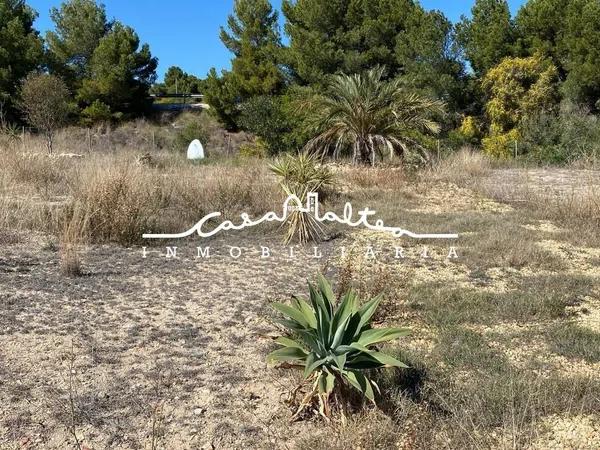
[46, 132, 54, 155]
[357, 139, 372, 165]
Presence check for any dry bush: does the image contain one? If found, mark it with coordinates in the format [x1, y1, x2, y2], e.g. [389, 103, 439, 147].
[428, 147, 492, 186]
[339, 166, 406, 192]
[165, 161, 282, 233]
[59, 205, 89, 276]
[72, 162, 164, 245]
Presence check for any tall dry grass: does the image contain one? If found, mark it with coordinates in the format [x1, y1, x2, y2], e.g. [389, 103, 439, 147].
[0, 132, 282, 246]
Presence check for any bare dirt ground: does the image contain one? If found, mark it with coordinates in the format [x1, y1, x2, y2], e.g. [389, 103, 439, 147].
[1, 168, 599, 449]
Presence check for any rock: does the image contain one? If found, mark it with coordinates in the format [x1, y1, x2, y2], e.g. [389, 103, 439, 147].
[187, 139, 205, 160]
[193, 408, 205, 416]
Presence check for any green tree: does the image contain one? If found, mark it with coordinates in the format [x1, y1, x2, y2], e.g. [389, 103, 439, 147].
[559, 0, 600, 107]
[203, 68, 239, 130]
[77, 22, 157, 116]
[206, 0, 283, 128]
[282, 0, 464, 109]
[0, 0, 43, 116]
[46, 0, 110, 87]
[162, 66, 201, 94]
[456, 0, 515, 77]
[515, 0, 566, 62]
[282, 0, 347, 85]
[19, 73, 71, 154]
[304, 67, 445, 165]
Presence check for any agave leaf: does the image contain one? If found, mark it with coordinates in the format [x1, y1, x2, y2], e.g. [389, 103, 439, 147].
[292, 296, 317, 329]
[349, 342, 408, 368]
[345, 354, 386, 370]
[343, 370, 375, 401]
[304, 355, 328, 378]
[342, 312, 363, 343]
[316, 302, 332, 347]
[331, 290, 357, 334]
[357, 327, 411, 347]
[274, 318, 305, 332]
[317, 370, 336, 395]
[308, 282, 327, 315]
[275, 336, 306, 350]
[316, 274, 335, 317]
[267, 347, 308, 364]
[355, 296, 383, 335]
[273, 302, 310, 328]
[334, 344, 359, 355]
[296, 329, 322, 353]
[334, 353, 347, 371]
[303, 352, 316, 378]
[331, 314, 351, 350]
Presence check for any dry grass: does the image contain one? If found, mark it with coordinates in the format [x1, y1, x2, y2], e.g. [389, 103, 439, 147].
[0, 134, 282, 246]
[428, 147, 492, 186]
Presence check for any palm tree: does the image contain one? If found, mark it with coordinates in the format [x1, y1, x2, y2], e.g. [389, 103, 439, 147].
[303, 67, 445, 165]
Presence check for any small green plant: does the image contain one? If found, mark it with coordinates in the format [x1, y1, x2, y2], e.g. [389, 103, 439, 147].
[239, 138, 268, 158]
[269, 152, 335, 244]
[267, 275, 410, 419]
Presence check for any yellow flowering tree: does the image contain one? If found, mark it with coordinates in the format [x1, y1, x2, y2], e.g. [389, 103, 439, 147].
[482, 54, 558, 158]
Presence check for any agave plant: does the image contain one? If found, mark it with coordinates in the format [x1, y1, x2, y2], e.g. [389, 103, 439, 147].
[267, 275, 409, 419]
[269, 152, 335, 244]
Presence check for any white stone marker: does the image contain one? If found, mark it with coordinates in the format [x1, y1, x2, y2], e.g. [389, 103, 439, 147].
[187, 139, 205, 160]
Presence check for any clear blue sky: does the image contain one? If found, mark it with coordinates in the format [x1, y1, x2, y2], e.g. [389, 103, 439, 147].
[28, 0, 525, 81]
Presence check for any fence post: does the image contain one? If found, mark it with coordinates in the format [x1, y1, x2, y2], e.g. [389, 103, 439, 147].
[21, 126, 25, 151]
[514, 140, 518, 159]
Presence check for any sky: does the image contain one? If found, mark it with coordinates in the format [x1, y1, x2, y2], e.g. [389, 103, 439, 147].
[28, 0, 526, 81]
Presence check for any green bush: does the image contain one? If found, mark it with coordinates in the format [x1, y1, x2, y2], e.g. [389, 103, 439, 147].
[81, 100, 113, 126]
[237, 95, 291, 154]
[239, 138, 268, 158]
[173, 117, 210, 153]
[520, 102, 600, 164]
[268, 275, 410, 419]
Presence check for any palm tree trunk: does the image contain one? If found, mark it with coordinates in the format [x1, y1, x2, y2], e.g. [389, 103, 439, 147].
[357, 139, 372, 165]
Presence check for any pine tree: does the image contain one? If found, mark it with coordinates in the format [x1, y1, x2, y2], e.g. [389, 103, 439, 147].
[77, 22, 157, 116]
[206, 0, 283, 128]
[0, 0, 43, 117]
[456, 0, 515, 77]
[46, 0, 111, 88]
[282, 0, 463, 104]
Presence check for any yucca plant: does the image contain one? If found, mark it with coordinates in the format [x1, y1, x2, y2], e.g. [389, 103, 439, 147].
[267, 275, 409, 419]
[269, 152, 335, 244]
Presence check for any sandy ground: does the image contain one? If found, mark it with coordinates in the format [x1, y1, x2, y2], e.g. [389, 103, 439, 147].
[0, 234, 332, 449]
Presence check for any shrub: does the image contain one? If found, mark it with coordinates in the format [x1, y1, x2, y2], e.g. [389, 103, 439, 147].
[482, 128, 519, 159]
[81, 100, 112, 126]
[239, 138, 268, 158]
[19, 73, 72, 154]
[269, 152, 335, 243]
[73, 164, 161, 245]
[267, 275, 410, 419]
[173, 115, 210, 152]
[519, 102, 600, 164]
[237, 95, 293, 154]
